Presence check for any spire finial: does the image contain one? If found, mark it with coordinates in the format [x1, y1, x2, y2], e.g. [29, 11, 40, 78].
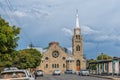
[76, 9, 78, 14]
[75, 9, 80, 28]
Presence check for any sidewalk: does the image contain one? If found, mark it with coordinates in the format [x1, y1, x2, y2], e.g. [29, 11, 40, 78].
[90, 75, 120, 80]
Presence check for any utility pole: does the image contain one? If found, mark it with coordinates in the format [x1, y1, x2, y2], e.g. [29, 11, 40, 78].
[29, 42, 34, 49]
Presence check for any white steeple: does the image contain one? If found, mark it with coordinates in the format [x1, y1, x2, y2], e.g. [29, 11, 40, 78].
[75, 10, 80, 28]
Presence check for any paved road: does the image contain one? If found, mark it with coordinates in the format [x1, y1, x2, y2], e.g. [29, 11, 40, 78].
[36, 74, 112, 80]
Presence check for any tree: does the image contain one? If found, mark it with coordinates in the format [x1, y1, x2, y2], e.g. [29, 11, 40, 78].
[10, 51, 20, 67]
[0, 17, 20, 54]
[0, 53, 12, 67]
[18, 51, 35, 69]
[11, 49, 42, 69]
[22, 49, 43, 68]
[0, 17, 20, 68]
[88, 59, 97, 70]
[97, 53, 112, 60]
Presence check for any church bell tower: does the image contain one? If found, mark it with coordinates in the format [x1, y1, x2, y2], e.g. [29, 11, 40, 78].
[72, 11, 83, 58]
[72, 11, 86, 71]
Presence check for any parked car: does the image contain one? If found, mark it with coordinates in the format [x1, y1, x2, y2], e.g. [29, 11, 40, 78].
[3, 67, 18, 71]
[35, 70, 43, 76]
[0, 68, 35, 80]
[64, 70, 76, 74]
[78, 69, 89, 76]
[53, 69, 61, 75]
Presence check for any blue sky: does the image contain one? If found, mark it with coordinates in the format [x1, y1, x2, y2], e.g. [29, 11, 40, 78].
[0, 0, 120, 59]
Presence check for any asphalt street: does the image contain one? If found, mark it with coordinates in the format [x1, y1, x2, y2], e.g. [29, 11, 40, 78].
[36, 74, 112, 80]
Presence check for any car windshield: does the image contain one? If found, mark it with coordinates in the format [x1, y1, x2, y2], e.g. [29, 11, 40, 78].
[80, 70, 87, 71]
[66, 70, 72, 71]
[1, 71, 26, 79]
[55, 70, 60, 71]
[37, 70, 42, 72]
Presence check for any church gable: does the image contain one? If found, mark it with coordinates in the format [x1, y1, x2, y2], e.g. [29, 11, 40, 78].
[42, 42, 72, 60]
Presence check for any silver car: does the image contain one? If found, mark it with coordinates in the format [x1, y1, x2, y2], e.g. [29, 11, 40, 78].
[64, 70, 76, 74]
[78, 70, 89, 76]
[0, 69, 35, 80]
[35, 70, 43, 76]
[53, 69, 61, 75]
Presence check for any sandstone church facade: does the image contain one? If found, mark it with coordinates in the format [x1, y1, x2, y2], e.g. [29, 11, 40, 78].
[37, 13, 86, 74]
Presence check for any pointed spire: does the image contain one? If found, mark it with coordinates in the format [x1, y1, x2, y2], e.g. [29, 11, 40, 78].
[75, 9, 80, 28]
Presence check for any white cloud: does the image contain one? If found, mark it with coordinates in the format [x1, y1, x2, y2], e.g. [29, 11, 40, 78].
[81, 25, 99, 35]
[94, 35, 120, 42]
[13, 11, 26, 17]
[30, 7, 49, 17]
[67, 47, 72, 53]
[62, 25, 98, 36]
[62, 28, 73, 36]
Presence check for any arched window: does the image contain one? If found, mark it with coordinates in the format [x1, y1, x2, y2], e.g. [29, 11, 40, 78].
[62, 57, 66, 60]
[55, 64, 56, 68]
[76, 35, 80, 40]
[63, 64, 65, 68]
[57, 64, 59, 68]
[52, 64, 54, 68]
[46, 64, 48, 68]
[45, 57, 49, 60]
[76, 45, 80, 51]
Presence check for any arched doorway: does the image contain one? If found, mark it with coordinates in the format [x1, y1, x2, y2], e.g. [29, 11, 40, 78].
[76, 60, 80, 71]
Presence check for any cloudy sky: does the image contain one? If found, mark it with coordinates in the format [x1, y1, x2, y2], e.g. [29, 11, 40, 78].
[0, 0, 120, 59]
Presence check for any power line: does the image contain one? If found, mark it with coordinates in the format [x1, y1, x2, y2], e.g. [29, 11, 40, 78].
[0, 1, 13, 24]
[4, 0, 33, 48]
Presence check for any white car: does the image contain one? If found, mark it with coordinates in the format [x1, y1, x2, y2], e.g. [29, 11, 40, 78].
[0, 69, 35, 80]
[53, 69, 61, 75]
[64, 70, 76, 74]
[78, 70, 89, 76]
[35, 70, 43, 76]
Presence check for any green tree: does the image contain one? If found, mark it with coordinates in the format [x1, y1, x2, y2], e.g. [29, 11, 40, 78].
[88, 59, 97, 70]
[11, 49, 42, 69]
[0, 53, 12, 67]
[0, 17, 20, 54]
[18, 51, 35, 69]
[10, 51, 20, 67]
[22, 49, 43, 68]
[0, 17, 20, 68]
[97, 53, 112, 60]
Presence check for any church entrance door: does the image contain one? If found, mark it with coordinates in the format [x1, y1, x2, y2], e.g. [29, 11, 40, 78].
[76, 60, 80, 71]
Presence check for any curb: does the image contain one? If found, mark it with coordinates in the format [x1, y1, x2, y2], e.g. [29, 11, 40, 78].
[112, 78, 120, 80]
[90, 75, 119, 80]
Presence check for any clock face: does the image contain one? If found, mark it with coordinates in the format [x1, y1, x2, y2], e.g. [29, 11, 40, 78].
[52, 51, 59, 58]
[76, 30, 80, 34]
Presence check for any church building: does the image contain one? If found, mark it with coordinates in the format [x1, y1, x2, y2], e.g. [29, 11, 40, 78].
[37, 13, 86, 74]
